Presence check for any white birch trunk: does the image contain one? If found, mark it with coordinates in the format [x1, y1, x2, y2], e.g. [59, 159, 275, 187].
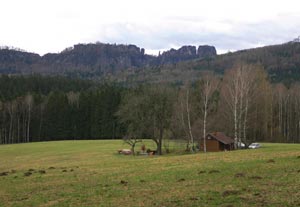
[186, 89, 194, 152]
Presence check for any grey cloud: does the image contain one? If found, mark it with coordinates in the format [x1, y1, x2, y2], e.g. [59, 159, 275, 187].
[93, 15, 300, 55]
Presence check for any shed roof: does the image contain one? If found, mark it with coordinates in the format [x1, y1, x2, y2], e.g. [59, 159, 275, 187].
[206, 132, 234, 144]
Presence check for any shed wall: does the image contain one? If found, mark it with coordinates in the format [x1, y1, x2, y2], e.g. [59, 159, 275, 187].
[200, 139, 220, 152]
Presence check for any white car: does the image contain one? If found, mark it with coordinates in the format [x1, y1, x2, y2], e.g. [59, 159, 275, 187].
[238, 142, 245, 149]
[248, 143, 261, 149]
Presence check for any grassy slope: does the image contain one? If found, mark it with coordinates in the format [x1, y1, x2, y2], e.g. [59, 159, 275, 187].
[0, 140, 299, 207]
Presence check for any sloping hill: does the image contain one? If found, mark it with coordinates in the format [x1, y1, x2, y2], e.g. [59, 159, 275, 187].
[1, 42, 300, 84]
[199, 41, 300, 83]
[0, 140, 299, 206]
[109, 42, 300, 84]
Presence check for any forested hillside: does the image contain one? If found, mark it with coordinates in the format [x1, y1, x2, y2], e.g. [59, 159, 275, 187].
[198, 41, 300, 83]
[1, 41, 300, 147]
[1, 68, 300, 147]
[1, 42, 300, 84]
[111, 41, 300, 85]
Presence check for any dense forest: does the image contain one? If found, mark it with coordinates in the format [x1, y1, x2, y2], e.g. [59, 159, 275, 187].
[0, 75, 124, 143]
[1, 63, 300, 151]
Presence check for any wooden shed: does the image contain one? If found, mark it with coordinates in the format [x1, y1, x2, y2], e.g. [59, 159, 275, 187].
[200, 132, 234, 152]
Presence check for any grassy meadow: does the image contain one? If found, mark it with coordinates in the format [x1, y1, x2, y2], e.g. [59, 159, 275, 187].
[0, 140, 299, 207]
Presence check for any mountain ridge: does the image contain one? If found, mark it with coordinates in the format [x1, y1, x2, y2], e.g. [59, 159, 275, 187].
[0, 43, 216, 77]
[1, 41, 300, 84]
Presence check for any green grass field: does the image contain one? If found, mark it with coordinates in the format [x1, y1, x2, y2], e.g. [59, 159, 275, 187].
[0, 140, 299, 207]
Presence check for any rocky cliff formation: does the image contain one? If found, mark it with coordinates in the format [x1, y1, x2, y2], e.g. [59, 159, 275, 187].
[158, 45, 216, 64]
[0, 43, 216, 76]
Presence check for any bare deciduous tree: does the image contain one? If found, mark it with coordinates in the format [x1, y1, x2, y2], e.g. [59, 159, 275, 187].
[25, 94, 33, 142]
[199, 72, 219, 152]
[123, 135, 142, 155]
[222, 63, 264, 148]
[175, 86, 196, 152]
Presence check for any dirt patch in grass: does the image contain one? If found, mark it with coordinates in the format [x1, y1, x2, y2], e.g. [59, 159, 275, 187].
[209, 170, 220, 174]
[222, 190, 240, 197]
[177, 178, 185, 182]
[17, 196, 29, 201]
[235, 173, 246, 178]
[0, 172, 9, 176]
[39, 170, 46, 174]
[120, 180, 128, 185]
[189, 197, 199, 201]
[253, 192, 261, 196]
[168, 199, 183, 204]
[249, 176, 263, 180]
[267, 159, 275, 163]
[24, 172, 32, 177]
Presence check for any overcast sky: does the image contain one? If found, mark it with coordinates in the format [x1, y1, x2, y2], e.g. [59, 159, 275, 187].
[1, 0, 300, 55]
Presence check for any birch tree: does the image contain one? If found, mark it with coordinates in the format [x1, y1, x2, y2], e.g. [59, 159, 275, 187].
[6, 100, 17, 144]
[25, 94, 33, 142]
[222, 66, 240, 149]
[185, 89, 195, 151]
[222, 63, 264, 148]
[273, 84, 287, 141]
[174, 86, 197, 152]
[199, 72, 219, 152]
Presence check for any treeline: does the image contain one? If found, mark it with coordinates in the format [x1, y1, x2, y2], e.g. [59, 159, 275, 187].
[0, 75, 124, 144]
[0, 75, 93, 100]
[117, 63, 300, 154]
[1, 65, 300, 147]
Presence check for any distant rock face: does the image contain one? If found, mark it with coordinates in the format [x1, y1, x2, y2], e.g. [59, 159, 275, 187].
[197, 45, 217, 58]
[158, 45, 216, 64]
[46, 43, 150, 69]
[0, 43, 217, 76]
[158, 46, 197, 64]
[0, 49, 40, 73]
